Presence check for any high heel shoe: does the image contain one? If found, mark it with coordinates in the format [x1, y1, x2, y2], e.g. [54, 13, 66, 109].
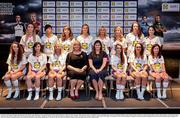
[75, 94, 80, 99]
[70, 95, 75, 100]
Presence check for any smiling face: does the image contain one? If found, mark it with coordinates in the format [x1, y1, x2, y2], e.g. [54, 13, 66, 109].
[27, 24, 34, 34]
[153, 45, 160, 56]
[63, 27, 70, 37]
[133, 23, 139, 33]
[12, 43, 19, 54]
[148, 27, 155, 36]
[114, 26, 122, 37]
[82, 25, 88, 34]
[73, 41, 81, 51]
[95, 42, 101, 51]
[99, 27, 106, 36]
[30, 13, 37, 22]
[135, 43, 142, 54]
[46, 27, 52, 35]
[35, 44, 41, 54]
[115, 44, 122, 55]
[54, 43, 61, 54]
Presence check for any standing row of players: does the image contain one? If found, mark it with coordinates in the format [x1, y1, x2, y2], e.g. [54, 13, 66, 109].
[4, 22, 169, 101]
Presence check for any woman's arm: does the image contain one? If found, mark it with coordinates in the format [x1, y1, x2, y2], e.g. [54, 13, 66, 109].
[98, 57, 107, 72]
[88, 59, 97, 72]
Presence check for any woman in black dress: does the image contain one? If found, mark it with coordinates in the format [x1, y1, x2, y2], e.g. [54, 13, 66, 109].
[66, 40, 88, 99]
[88, 40, 108, 100]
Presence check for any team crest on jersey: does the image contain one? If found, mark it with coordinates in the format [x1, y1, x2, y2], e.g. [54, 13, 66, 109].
[54, 61, 60, 67]
[117, 63, 122, 69]
[82, 43, 88, 49]
[155, 63, 161, 70]
[133, 40, 138, 47]
[45, 42, 52, 49]
[34, 62, 40, 69]
[12, 63, 18, 70]
[102, 44, 105, 51]
[64, 44, 70, 51]
[28, 42, 33, 48]
[147, 44, 153, 51]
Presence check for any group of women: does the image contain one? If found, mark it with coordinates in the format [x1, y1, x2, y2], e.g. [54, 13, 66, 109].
[3, 21, 169, 101]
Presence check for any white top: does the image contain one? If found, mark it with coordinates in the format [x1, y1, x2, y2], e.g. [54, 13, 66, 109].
[128, 54, 147, 71]
[94, 36, 111, 54]
[149, 55, 164, 72]
[126, 32, 144, 57]
[28, 53, 47, 71]
[41, 34, 58, 57]
[144, 36, 161, 56]
[48, 53, 66, 71]
[111, 54, 127, 73]
[14, 23, 24, 37]
[77, 35, 93, 55]
[111, 37, 127, 49]
[59, 38, 75, 55]
[6, 54, 27, 71]
[20, 35, 41, 57]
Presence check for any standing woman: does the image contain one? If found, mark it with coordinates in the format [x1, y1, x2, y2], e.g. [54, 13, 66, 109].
[149, 44, 169, 99]
[77, 24, 93, 55]
[111, 43, 127, 100]
[95, 26, 111, 55]
[126, 21, 144, 57]
[88, 40, 108, 100]
[111, 26, 127, 53]
[128, 43, 148, 100]
[20, 23, 41, 58]
[59, 25, 75, 56]
[4, 42, 27, 99]
[48, 42, 66, 101]
[41, 24, 58, 57]
[144, 26, 161, 57]
[26, 42, 47, 100]
[66, 40, 88, 99]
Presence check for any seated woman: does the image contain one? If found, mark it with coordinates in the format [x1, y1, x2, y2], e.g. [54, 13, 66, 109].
[128, 43, 148, 100]
[111, 43, 127, 100]
[4, 42, 27, 99]
[88, 40, 108, 100]
[149, 44, 169, 99]
[26, 42, 47, 100]
[48, 42, 66, 101]
[66, 40, 88, 100]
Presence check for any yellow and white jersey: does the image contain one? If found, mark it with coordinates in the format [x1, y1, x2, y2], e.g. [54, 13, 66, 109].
[48, 53, 66, 71]
[77, 35, 93, 55]
[59, 38, 75, 55]
[149, 55, 164, 72]
[41, 34, 58, 57]
[28, 53, 47, 71]
[20, 35, 41, 57]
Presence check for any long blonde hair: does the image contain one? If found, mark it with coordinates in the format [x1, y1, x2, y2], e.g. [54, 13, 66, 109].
[113, 26, 124, 41]
[97, 26, 107, 37]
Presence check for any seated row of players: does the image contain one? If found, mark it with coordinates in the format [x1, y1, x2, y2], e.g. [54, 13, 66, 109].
[4, 22, 168, 101]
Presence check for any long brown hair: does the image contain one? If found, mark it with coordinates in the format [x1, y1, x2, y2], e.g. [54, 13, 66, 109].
[130, 21, 142, 38]
[147, 26, 155, 37]
[80, 24, 90, 35]
[61, 25, 73, 41]
[151, 44, 162, 58]
[115, 43, 125, 65]
[92, 40, 103, 57]
[134, 43, 144, 59]
[10, 42, 24, 65]
[25, 23, 36, 43]
[32, 42, 42, 56]
[113, 26, 124, 41]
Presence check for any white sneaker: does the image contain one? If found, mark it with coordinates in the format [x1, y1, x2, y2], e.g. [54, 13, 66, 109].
[119, 91, 124, 100]
[56, 91, 62, 101]
[49, 92, 54, 101]
[13, 90, 20, 98]
[26, 92, 32, 100]
[115, 90, 120, 100]
[6, 89, 12, 99]
[139, 92, 144, 100]
[34, 94, 39, 100]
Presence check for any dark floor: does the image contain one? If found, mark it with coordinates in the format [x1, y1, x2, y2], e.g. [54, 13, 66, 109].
[0, 80, 180, 109]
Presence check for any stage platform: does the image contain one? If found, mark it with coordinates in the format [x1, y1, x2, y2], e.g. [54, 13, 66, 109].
[0, 80, 180, 109]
